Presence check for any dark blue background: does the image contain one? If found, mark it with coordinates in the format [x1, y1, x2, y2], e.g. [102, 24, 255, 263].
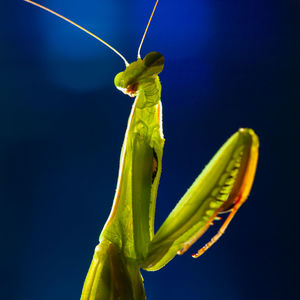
[1, 0, 299, 299]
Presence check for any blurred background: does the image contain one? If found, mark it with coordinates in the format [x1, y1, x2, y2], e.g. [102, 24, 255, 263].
[0, 0, 299, 299]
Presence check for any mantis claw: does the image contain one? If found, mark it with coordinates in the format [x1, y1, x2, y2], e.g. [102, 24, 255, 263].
[192, 196, 243, 258]
[142, 129, 259, 271]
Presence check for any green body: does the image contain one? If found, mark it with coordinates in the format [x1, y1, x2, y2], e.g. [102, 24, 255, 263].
[101, 53, 165, 262]
[22, 1, 259, 299]
[80, 52, 259, 299]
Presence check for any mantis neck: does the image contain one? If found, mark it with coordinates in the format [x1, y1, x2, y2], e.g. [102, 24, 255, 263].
[135, 76, 162, 109]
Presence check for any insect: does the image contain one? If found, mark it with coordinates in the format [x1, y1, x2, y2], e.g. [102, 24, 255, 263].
[24, 0, 259, 299]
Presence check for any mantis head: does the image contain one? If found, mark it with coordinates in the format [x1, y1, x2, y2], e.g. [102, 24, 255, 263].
[23, 1, 163, 99]
[114, 52, 164, 97]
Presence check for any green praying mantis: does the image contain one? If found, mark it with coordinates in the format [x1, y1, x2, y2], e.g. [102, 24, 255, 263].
[24, 1, 259, 299]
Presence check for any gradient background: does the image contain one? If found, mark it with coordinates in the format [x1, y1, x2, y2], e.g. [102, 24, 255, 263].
[1, 0, 299, 299]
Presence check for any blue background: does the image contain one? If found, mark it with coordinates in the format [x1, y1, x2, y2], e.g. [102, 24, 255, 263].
[1, 0, 299, 299]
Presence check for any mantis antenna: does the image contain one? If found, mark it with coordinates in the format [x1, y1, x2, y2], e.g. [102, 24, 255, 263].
[137, 0, 159, 59]
[23, 0, 129, 66]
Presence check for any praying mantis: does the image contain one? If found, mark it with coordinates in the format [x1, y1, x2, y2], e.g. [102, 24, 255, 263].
[24, 1, 259, 299]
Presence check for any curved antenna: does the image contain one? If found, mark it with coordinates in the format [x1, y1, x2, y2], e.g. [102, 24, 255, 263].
[137, 0, 159, 59]
[24, 0, 129, 66]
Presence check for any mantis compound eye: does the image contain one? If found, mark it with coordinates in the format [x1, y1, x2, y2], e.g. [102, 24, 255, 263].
[143, 52, 164, 67]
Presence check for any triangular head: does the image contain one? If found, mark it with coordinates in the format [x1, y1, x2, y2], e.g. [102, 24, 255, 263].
[114, 52, 164, 98]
